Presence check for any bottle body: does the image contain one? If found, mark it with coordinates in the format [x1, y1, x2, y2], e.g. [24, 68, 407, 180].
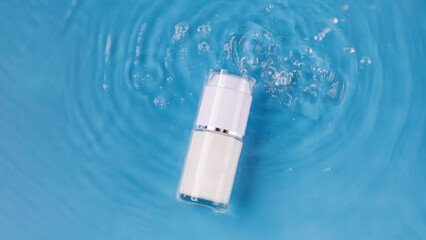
[177, 69, 254, 210]
[178, 130, 242, 209]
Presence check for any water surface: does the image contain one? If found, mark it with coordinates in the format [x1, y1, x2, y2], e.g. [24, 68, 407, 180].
[0, 0, 425, 239]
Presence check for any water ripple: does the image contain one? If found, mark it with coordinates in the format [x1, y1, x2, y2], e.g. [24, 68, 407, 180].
[0, 0, 425, 238]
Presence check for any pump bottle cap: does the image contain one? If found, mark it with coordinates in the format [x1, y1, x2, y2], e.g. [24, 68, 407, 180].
[195, 69, 254, 138]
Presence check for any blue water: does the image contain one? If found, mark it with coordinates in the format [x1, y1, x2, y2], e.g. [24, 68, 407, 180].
[0, 0, 425, 239]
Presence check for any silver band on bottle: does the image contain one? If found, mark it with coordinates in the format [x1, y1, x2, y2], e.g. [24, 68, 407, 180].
[194, 125, 244, 142]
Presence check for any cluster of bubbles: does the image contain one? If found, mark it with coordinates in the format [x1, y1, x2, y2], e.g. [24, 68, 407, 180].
[126, 1, 370, 120]
[172, 22, 189, 43]
[218, 20, 347, 119]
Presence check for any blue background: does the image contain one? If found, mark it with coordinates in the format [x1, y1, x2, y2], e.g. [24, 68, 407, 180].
[0, 0, 425, 239]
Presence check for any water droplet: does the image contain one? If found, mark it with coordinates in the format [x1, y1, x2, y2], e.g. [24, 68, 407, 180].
[266, 4, 274, 12]
[102, 83, 109, 90]
[342, 4, 349, 11]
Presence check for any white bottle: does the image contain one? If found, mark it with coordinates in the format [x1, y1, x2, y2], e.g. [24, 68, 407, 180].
[178, 69, 254, 210]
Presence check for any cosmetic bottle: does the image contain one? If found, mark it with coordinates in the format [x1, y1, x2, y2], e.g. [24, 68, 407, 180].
[177, 69, 254, 210]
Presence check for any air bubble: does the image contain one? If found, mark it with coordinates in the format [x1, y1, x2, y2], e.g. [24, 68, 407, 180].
[166, 77, 173, 84]
[172, 22, 189, 42]
[360, 56, 372, 65]
[153, 97, 167, 109]
[239, 56, 259, 72]
[343, 47, 356, 53]
[314, 27, 331, 41]
[197, 23, 211, 34]
[198, 42, 210, 51]
[330, 18, 339, 24]
[180, 48, 188, 59]
[144, 74, 153, 81]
